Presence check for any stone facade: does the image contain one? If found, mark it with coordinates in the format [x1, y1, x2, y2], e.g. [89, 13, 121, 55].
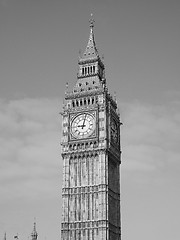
[61, 17, 121, 240]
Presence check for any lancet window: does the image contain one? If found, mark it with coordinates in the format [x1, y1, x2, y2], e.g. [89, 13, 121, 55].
[81, 65, 96, 76]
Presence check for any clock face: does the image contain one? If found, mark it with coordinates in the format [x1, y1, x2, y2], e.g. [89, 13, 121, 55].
[71, 113, 96, 139]
[111, 119, 118, 143]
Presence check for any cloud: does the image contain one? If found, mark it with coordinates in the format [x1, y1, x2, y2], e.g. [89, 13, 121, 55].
[121, 100, 180, 172]
[0, 96, 179, 240]
[0, 98, 62, 201]
[0, 97, 179, 200]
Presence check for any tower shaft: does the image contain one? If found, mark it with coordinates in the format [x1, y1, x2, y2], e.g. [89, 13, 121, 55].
[61, 17, 121, 240]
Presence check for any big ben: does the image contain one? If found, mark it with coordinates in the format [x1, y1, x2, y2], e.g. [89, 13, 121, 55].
[61, 16, 121, 240]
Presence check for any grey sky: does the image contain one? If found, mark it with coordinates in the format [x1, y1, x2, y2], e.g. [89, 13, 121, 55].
[0, 1, 180, 240]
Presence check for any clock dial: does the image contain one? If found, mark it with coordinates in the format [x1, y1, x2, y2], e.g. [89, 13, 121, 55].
[71, 113, 95, 139]
[111, 119, 118, 143]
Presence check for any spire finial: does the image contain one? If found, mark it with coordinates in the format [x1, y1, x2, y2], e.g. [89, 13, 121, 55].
[33, 221, 36, 231]
[65, 82, 69, 94]
[31, 219, 38, 240]
[89, 13, 95, 28]
[114, 91, 117, 103]
[33, 217, 36, 231]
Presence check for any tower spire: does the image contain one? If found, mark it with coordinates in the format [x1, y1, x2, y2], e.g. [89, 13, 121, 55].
[81, 13, 99, 60]
[31, 221, 38, 240]
[71, 15, 105, 94]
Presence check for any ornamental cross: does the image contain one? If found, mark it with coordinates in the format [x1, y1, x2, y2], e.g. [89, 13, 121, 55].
[89, 13, 95, 28]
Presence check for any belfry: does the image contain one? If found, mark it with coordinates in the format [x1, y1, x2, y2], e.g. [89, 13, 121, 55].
[61, 16, 122, 240]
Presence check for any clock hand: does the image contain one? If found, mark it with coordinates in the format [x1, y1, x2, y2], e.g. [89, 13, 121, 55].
[77, 123, 86, 129]
[81, 114, 87, 129]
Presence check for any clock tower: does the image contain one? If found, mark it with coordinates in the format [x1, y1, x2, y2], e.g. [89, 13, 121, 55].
[61, 16, 121, 240]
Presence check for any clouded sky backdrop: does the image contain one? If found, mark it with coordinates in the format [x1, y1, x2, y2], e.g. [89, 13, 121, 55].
[0, 0, 180, 240]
